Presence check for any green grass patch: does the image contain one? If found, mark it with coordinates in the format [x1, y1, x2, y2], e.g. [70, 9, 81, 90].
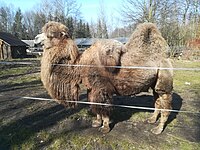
[0, 63, 41, 90]
[173, 60, 200, 68]
[0, 66, 33, 77]
[129, 112, 149, 122]
[16, 130, 52, 150]
[173, 60, 200, 94]
[47, 133, 138, 150]
[69, 108, 91, 120]
[0, 126, 35, 150]
[161, 134, 200, 150]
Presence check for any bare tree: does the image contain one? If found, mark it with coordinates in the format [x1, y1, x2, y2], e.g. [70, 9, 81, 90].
[0, 5, 15, 32]
[89, 19, 96, 38]
[121, 0, 162, 23]
[39, 0, 81, 23]
[96, 0, 109, 38]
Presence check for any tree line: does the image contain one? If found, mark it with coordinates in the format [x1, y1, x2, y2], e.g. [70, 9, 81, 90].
[0, 0, 108, 40]
[0, 0, 200, 50]
[0, 7, 92, 39]
[119, 0, 200, 48]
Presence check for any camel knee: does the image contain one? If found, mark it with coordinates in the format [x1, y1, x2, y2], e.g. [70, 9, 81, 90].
[148, 92, 161, 124]
[157, 93, 172, 124]
[160, 94, 172, 109]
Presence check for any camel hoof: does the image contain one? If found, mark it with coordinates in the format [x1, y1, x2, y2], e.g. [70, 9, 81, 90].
[98, 126, 110, 134]
[151, 126, 163, 135]
[92, 120, 102, 128]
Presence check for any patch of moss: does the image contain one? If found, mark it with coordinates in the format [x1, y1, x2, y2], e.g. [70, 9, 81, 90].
[130, 112, 149, 123]
[167, 118, 178, 131]
[9, 128, 35, 150]
[69, 108, 92, 121]
[0, 67, 32, 77]
[161, 134, 200, 150]
[47, 133, 138, 150]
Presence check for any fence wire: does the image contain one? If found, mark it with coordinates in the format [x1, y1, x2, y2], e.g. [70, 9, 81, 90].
[0, 94, 200, 114]
[0, 60, 200, 115]
[1, 61, 200, 71]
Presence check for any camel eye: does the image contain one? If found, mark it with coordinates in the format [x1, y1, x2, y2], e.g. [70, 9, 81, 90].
[106, 49, 111, 55]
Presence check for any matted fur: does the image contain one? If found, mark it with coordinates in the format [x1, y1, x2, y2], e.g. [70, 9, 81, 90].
[37, 21, 173, 134]
[125, 23, 169, 57]
[40, 21, 80, 106]
[78, 22, 173, 134]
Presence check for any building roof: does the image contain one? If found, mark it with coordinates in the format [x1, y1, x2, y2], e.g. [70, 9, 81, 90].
[75, 37, 128, 46]
[0, 32, 28, 46]
[113, 37, 129, 44]
[22, 40, 35, 47]
[75, 38, 98, 46]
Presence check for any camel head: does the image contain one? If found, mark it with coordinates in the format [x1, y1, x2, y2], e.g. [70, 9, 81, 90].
[34, 21, 70, 48]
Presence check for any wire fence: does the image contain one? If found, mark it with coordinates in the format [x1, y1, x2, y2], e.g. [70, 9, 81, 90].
[0, 60, 200, 115]
[1, 61, 200, 71]
[0, 94, 199, 114]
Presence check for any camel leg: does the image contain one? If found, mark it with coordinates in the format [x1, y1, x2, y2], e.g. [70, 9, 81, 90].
[92, 114, 102, 128]
[88, 87, 112, 133]
[99, 115, 110, 134]
[148, 90, 161, 124]
[87, 89, 102, 128]
[151, 94, 172, 134]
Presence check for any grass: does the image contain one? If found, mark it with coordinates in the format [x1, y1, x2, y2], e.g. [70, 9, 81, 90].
[18, 132, 137, 150]
[174, 62, 200, 98]
[0, 59, 41, 92]
[6, 130, 200, 150]
[129, 112, 149, 123]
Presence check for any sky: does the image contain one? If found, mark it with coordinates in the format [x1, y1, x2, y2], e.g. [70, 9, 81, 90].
[0, 0, 122, 24]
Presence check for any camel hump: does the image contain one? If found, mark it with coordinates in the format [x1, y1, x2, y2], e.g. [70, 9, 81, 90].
[125, 22, 169, 57]
[97, 39, 127, 72]
[135, 23, 162, 42]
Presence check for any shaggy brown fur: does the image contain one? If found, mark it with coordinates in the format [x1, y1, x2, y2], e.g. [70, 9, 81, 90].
[35, 21, 173, 135]
[37, 21, 80, 107]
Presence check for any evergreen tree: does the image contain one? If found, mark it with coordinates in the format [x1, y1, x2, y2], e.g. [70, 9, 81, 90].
[83, 22, 86, 37]
[97, 19, 103, 38]
[21, 24, 29, 39]
[102, 23, 109, 38]
[75, 19, 85, 38]
[11, 8, 23, 39]
[85, 23, 91, 38]
[66, 17, 74, 38]
[33, 12, 46, 38]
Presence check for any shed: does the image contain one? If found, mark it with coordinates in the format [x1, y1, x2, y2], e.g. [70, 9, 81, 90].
[113, 37, 129, 44]
[0, 32, 28, 59]
[22, 40, 43, 57]
[75, 38, 98, 51]
[75, 37, 128, 51]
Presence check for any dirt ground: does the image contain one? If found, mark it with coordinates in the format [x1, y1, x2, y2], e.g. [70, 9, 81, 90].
[0, 59, 200, 150]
